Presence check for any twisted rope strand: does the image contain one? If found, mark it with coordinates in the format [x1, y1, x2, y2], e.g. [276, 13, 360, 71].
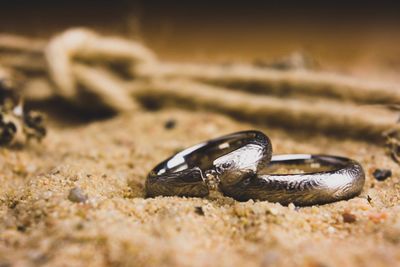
[130, 79, 397, 140]
[0, 28, 399, 141]
[136, 62, 400, 105]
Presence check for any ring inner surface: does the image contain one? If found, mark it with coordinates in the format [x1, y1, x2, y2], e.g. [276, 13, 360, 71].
[156, 132, 262, 175]
[260, 154, 349, 175]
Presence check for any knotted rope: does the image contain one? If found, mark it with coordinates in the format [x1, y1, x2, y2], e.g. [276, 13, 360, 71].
[0, 28, 399, 142]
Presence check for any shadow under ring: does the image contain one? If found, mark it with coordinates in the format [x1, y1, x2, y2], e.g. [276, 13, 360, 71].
[219, 154, 365, 206]
[146, 130, 272, 198]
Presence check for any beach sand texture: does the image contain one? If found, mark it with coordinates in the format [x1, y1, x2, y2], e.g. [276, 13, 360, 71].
[0, 109, 399, 267]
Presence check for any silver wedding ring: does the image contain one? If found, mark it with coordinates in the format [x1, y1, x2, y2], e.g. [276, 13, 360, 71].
[146, 131, 272, 198]
[219, 153, 365, 206]
[146, 131, 365, 205]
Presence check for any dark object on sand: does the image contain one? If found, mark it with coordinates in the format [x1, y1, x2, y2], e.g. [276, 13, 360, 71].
[0, 78, 46, 146]
[164, 119, 177, 130]
[373, 168, 392, 181]
[68, 187, 88, 203]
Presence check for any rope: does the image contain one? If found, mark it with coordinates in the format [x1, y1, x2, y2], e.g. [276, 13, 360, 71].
[45, 28, 156, 111]
[0, 27, 399, 141]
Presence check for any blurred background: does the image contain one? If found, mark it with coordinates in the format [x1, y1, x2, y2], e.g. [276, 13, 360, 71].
[1, 0, 399, 142]
[1, 0, 400, 80]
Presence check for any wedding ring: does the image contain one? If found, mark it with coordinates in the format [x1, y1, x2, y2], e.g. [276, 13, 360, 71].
[219, 154, 365, 206]
[146, 130, 272, 198]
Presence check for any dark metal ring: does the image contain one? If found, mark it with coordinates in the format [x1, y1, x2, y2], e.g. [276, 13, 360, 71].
[219, 154, 365, 206]
[146, 130, 272, 198]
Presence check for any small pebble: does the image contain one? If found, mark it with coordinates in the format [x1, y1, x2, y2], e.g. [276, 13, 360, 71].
[164, 119, 176, 130]
[327, 226, 335, 234]
[68, 187, 88, 203]
[342, 211, 357, 223]
[194, 206, 205, 216]
[17, 225, 26, 232]
[373, 169, 392, 181]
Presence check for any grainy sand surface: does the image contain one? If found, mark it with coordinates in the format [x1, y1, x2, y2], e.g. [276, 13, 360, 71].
[0, 109, 399, 267]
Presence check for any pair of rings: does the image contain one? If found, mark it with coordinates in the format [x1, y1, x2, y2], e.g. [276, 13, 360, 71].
[146, 131, 365, 206]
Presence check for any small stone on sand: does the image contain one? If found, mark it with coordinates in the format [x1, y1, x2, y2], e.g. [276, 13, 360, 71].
[68, 187, 88, 203]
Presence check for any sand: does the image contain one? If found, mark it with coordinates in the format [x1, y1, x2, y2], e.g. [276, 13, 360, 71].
[0, 109, 399, 267]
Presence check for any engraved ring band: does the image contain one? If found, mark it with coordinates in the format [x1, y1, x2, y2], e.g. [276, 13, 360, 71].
[145, 131, 365, 206]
